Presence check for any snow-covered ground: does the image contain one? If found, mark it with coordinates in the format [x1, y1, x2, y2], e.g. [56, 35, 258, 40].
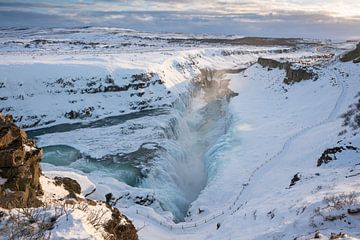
[1, 27, 359, 239]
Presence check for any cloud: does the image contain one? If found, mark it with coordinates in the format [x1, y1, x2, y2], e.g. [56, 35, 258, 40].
[0, 0, 359, 39]
[133, 14, 154, 22]
[0, 9, 81, 27]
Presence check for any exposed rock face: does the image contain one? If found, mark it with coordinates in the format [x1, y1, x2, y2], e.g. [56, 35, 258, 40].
[284, 67, 315, 84]
[340, 42, 360, 63]
[0, 113, 43, 208]
[258, 57, 315, 84]
[257, 58, 283, 69]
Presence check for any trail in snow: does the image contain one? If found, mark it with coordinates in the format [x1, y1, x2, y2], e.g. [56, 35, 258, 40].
[327, 67, 347, 121]
[226, 65, 347, 216]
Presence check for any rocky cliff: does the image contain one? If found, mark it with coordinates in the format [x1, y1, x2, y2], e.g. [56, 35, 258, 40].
[258, 57, 315, 84]
[0, 113, 43, 208]
[0, 113, 139, 239]
[340, 42, 360, 63]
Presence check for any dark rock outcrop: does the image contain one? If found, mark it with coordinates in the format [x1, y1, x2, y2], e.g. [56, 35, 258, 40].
[80, 73, 161, 95]
[0, 113, 43, 208]
[317, 145, 358, 167]
[65, 106, 95, 120]
[289, 173, 301, 187]
[257, 57, 315, 84]
[257, 58, 283, 69]
[134, 195, 155, 206]
[340, 42, 360, 63]
[284, 67, 315, 84]
[317, 147, 345, 166]
[54, 176, 81, 194]
[347, 207, 360, 215]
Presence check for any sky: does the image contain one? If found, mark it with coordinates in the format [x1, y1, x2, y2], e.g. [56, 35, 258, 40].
[0, 0, 359, 39]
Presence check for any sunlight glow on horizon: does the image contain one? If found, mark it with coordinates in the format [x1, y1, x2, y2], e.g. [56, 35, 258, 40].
[0, 0, 359, 38]
[82, 0, 360, 20]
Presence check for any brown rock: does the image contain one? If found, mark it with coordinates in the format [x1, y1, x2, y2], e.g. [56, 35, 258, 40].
[104, 207, 138, 240]
[0, 113, 43, 208]
[86, 198, 97, 206]
[0, 127, 17, 150]
[66, 191, 78, 199]
[54, 177, 81, 194]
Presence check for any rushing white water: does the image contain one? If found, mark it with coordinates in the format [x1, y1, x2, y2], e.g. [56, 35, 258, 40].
[138, 95, 230, 221]
[38, 74, 232, 222]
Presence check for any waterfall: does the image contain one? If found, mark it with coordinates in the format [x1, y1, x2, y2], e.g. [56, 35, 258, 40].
[138, 72, 233, 221]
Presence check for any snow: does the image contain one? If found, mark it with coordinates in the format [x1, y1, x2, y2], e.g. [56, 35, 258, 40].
[23, 144, 36, 152]
[41, 171, 96, 196]
[0, 174, 118, 240]
[50, 209, 103, 240]
[125, 45, 360, 239]
[1, 27, 360, 239]
[0, 177, 7, 185]
[40, 176, 69, 199]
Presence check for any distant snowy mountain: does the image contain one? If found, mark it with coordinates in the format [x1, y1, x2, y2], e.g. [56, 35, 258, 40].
[0, 27, 359, 239]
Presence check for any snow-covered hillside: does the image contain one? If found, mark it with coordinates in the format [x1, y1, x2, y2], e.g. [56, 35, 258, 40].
[0, 27, 359, 239]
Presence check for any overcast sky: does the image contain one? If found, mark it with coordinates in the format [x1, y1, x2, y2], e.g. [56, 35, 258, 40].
[0, 0, 359, 39]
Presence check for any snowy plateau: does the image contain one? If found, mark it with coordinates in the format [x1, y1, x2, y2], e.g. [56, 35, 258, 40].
[0, 27, 360, 240]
